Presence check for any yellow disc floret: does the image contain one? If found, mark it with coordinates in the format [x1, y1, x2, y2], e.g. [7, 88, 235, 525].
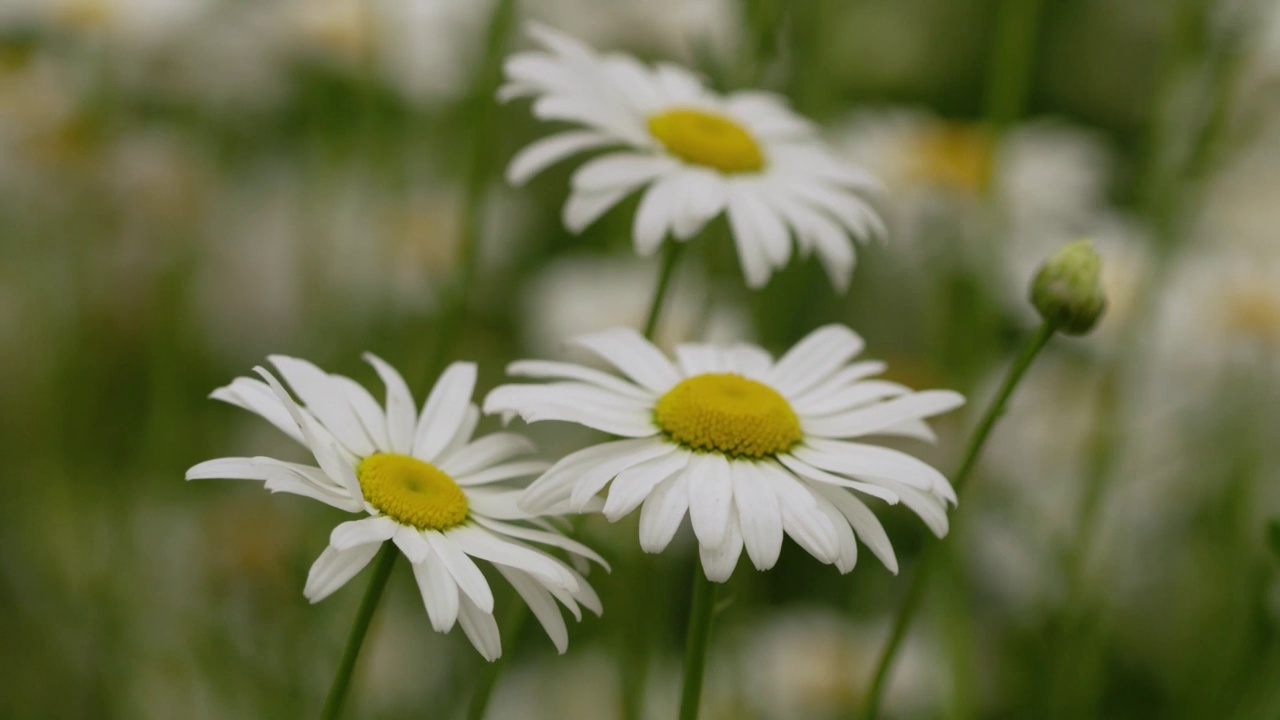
[647, 108, 765, 174]
[357, 453, 468, 530]
[654, 373, 802, 458]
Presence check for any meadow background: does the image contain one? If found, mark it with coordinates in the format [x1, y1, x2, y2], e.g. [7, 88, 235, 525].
[2, 0, 1280, 718]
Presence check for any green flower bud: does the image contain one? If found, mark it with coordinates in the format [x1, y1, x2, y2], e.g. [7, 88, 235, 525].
[1030, 240, 1107, 335]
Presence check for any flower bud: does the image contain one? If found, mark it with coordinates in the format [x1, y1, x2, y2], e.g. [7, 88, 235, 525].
[1030, 240, 1107, 335]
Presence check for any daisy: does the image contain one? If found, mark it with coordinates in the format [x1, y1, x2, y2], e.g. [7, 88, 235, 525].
[484, 325, 964, 581]
[500, 24, 886, 291]
[186, 355, 606, 660]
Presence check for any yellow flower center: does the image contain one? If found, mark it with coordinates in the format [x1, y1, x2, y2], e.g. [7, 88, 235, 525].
[647, 108, 765, 173]
[654, 373, 802, 458]
[357, 453, 468, 531]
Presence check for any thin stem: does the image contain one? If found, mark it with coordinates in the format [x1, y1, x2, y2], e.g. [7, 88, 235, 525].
[862, 321, 1057, 720]
[983, 0, 1047, 136]
[642, 242, 686, 341]
[321, 544, 398, 720]
[677, 567, 719, 720]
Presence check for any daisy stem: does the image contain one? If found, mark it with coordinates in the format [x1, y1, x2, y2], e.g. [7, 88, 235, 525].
[642, 242, 686, 341]
[677, 567, 719, 720]
[862, 320, 1056, 720]
[321, 543, 398, 720]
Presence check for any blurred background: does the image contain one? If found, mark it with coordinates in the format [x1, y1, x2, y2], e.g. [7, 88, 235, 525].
[2, 0, 1279, 717]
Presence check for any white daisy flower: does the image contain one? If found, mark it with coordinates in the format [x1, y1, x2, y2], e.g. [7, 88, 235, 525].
[186, 356, 606, 660]
[500, 24, 886, 291]
[484, 325, 964, 582]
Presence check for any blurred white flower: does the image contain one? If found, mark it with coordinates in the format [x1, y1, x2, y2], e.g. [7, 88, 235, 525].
[39, 0, 209, 49]
[526, 0, 738, 66]
[736, 609, 942, 719]
[284, 0, 494, 107]
[503, 25, 886, 290]
[1153, 246, 1280, 382]
[519, 254, 750, 356]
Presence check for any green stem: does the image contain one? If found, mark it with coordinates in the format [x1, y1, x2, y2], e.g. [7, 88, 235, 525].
[642, 242, 686, 341]
[983, 0, 1047, 135]
[321, 544, 398, 720]
[862, 321, 1057, 720]
[677, 567, 719, 720]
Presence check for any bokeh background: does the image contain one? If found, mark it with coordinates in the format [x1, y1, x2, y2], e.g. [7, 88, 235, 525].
[3, 0, 1280, 718]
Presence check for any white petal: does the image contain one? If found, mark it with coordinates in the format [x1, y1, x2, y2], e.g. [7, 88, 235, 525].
[252, 367, 360, 498]
[472, 516, 611, 570]
[572, 152, 675, 192]
[675, 344, 728, 376]
[483, 383, 657, 437]
[412, 552, 459, 632]
[722, 345, 773, 377]
[573, 327, 681, 393]
[699, 508, 743, 583]
[601, 451, 690, 522]
[508, 130, 614, 186]
[210, 377, 305, 445]
[268, 355, 377, 457]
[766, 325, 866, 397]
[445, 525, 578, 591]
[521, 437, 671, 512]
[812, 489, 859, 573]
[731, 461, 784, 570]
[569, 441, 677, 511]
[726, 185, 774, 288]
[456, 460, 550, 486]
[759, 462, 840, 564]
[424, 531, 494, 613]
[686, 453, 734, 550]
[504, 360, 654, 401]
[437, 404, 482, 459]
[672, 168, 727, 240]
[791, 361, 888, 406]
[808, 482, 899, 574]
[632, 172, 681, 256]
[413, 362, 478, 461]
[330, 517, 399, 550]
[796, 439, 950, 496]
[563, 185, 634, 233]
[496, 566, 569, 653]
[638, 470, 690, 554]
[879, 419, 938, 443]
[363, 353, 417, 454]
[330, 375, 391, 451]
[457, 594, 502, 661]
[439, 433, 537, 478]
[802, 390, 965, 438]
[793, 380, 909, 417]
[393, 526, 431, 564]
[776, 452, 901, 504]
[303, 543, 381, 603]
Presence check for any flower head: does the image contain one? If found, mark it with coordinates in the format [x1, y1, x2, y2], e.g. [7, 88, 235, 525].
[187, 356, 606, 660]
[500, 24, 886, 291]
[485, 326, 964, 581]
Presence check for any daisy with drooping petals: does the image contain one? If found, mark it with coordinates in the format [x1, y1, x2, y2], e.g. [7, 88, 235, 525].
[500, 25, 886, 291]
[484, 325, 964, 581]
[187, 356, 606, 660]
